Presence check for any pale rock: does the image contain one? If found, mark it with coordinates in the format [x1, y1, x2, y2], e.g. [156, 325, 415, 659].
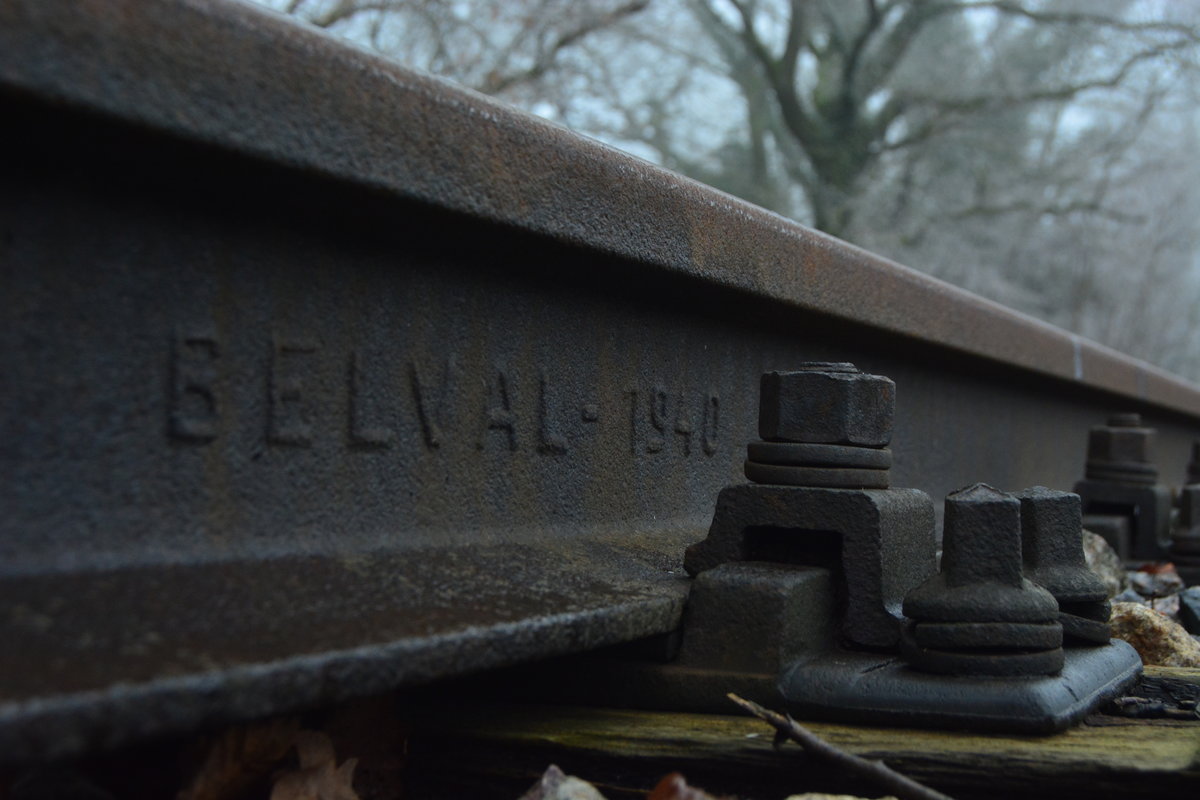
[518, 765, 607, 800]
[1082, 531, 1126, 598]
[1110, 601, 1200, 667]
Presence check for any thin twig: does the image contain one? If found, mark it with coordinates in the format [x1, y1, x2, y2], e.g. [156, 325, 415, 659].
[727, 693, 956, 800]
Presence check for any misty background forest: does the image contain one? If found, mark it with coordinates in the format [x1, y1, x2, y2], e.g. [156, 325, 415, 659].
[254, 0, 1200, 382]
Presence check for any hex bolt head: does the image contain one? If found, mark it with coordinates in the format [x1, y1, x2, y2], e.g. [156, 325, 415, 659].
[1017, 487, 1110, 645]
[1084, 413, 1158, 483]
[902, 484, 1064, 676]
[904, 483, 1059, 624]
[941, 483, 1024, 588]
[758, 364, 894, 446]
[1017, 487, 1107, 603]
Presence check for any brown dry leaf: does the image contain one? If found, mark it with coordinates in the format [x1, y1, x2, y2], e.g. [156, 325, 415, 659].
[646, 773, 722, 800]
[177, 718, 300, 800]
[269, 731, 361, 800]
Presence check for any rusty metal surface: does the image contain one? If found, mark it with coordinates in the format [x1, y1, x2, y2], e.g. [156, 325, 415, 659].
[0, 541, 690, 761]
[3, 0, 1200, 417]
[686, 485, 936, 649]
[3, 0, 1200, 763]
[1018, 488, 1111, 645]
[900, 484, 1064, 676]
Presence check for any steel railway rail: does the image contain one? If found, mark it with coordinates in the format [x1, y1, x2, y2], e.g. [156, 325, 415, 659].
[2, 0, 1199, 764]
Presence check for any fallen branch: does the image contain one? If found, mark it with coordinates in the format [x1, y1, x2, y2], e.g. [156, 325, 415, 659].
[727, 693, 956, 800]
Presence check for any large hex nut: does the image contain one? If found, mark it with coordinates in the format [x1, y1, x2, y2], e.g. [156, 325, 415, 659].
[1074, 479, 1172, 560]
[1085, 414, 1155, 466]
[758, 365, 894, 446]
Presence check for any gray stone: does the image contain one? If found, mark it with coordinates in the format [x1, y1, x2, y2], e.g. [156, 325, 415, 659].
[1147, 594, 1181, 619]
[1129, 565, 1184, 598]
[1113, 587, 1147, 605]
[1180, 587, 1200, 634]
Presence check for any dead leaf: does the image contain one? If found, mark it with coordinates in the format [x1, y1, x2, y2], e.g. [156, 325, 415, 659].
[177, 718, 300, 800]
[269, 731, 361, 800]
[517, 765, 607, 800]
[647, 773, 722, 800]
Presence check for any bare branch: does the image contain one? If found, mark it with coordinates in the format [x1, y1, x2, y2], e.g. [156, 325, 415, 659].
[780, 0, 805, 84]
[727, 693, 957, 800]
[853, 1, 960, 99]
[689, 0, 820, 149]
[479, 0, 651, 94]
[309, 0, 395, 29]
[947, 199, 1145, 224]
[900, 38, 1193, 118]
[817, 0, 850, 57]
[844, 0, 884, 74]
[964, 1, 1200, 39]
[881, 107, 964, 151]
[726, 0, 779, 74]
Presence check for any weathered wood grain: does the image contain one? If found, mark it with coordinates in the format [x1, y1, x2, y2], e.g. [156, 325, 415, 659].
[406, 668, 1200, 800]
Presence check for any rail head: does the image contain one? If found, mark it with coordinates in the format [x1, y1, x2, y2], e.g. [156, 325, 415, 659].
[2, 0, 1198, 415]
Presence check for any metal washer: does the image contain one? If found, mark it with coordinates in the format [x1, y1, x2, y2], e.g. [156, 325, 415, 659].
[743, 460, 889, 489]
[900, 625, 1065, 677]
[913, 620, 1062, 650]
[746, 441, 891, 469]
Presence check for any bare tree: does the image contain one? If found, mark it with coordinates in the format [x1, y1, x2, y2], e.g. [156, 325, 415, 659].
[257, 0, 1200, 380]
[269, 0, 651, 98]
[685, 1, 1199, 235]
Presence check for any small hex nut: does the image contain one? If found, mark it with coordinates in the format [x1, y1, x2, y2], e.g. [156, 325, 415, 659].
[1182, 485, 1200, 527]
[1086, 426, 1154, 465]
[758, 366, 894, 446]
